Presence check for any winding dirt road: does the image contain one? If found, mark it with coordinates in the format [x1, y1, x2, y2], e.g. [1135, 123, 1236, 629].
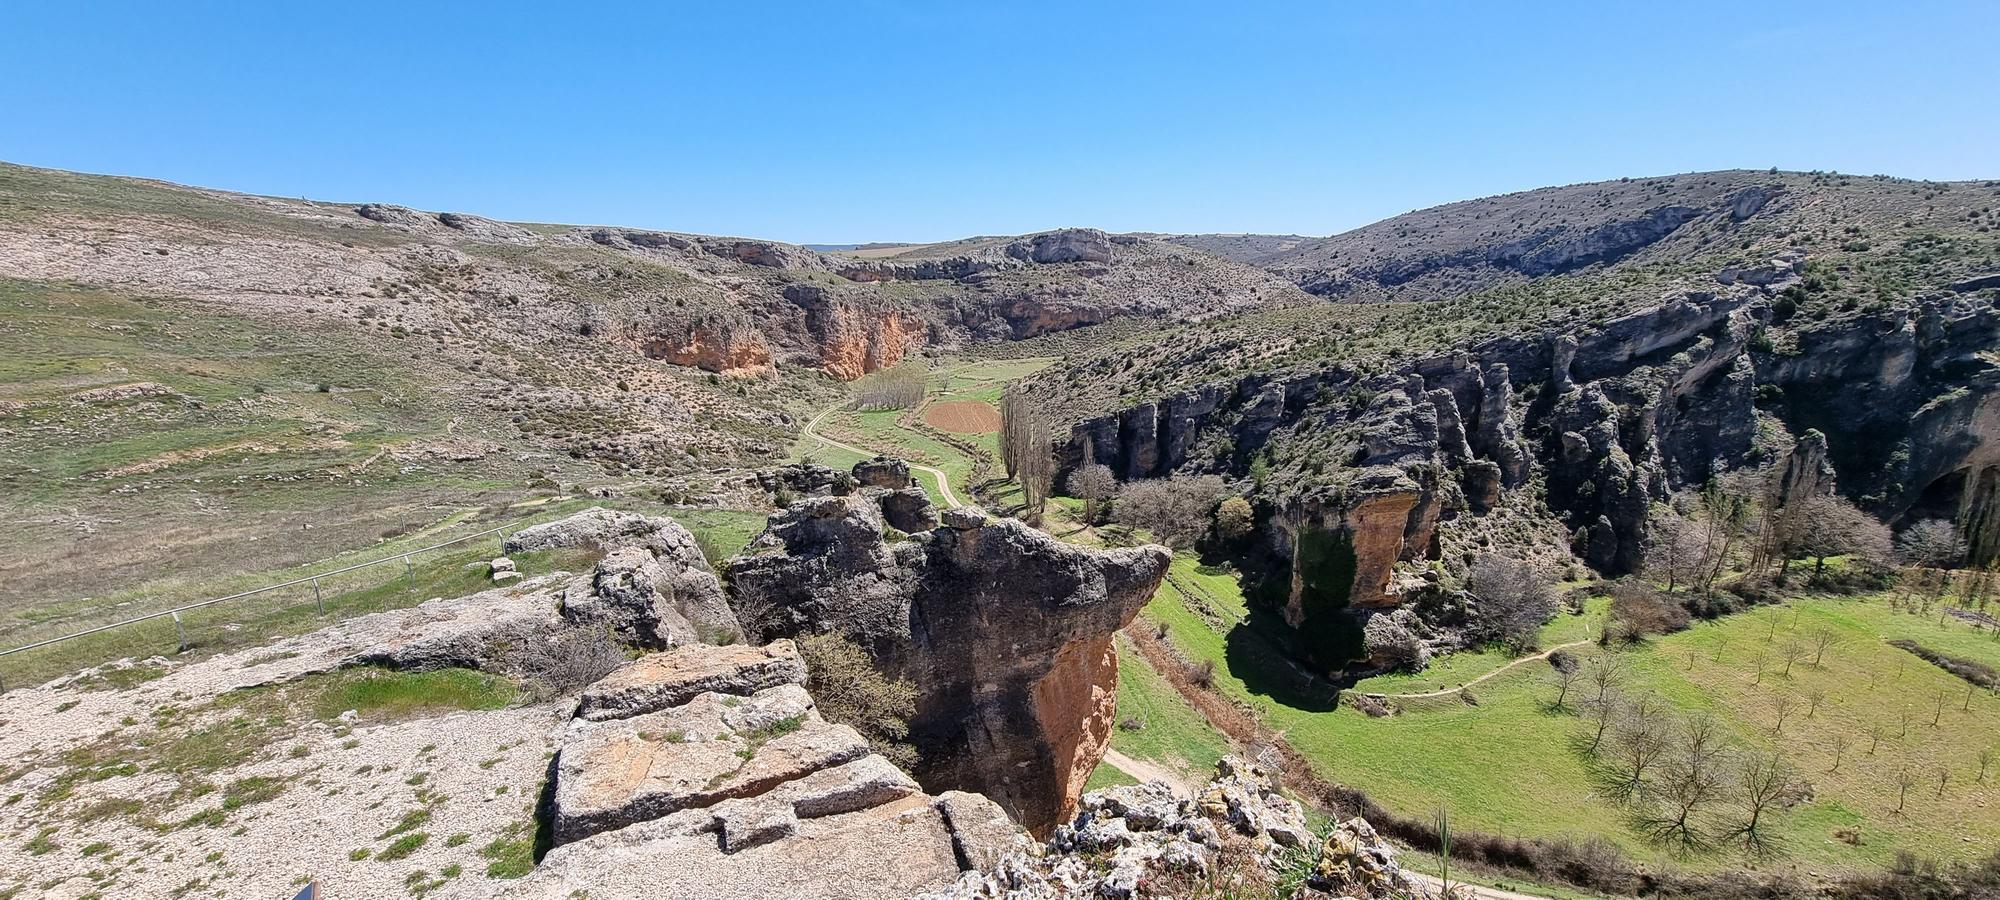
[802, 403, 964, 507]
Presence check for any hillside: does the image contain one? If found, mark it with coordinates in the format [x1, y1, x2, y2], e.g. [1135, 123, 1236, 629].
[0, 162, 1307, 616]
[1257, 169, 2000, 302]
[1022, 168, 2000, 667]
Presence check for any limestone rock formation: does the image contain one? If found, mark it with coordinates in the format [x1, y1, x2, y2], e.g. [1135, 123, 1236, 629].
[927, 756, 1405, 900]
[629, 311, 775, 377]
[521, 639, 1027, 899]
[1052, 277, 1999, 673]
[506, 507, 742, 647]
[727, 495, 1171, 834]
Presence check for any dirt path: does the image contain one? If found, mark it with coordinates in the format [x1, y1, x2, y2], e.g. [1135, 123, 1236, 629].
[1100, 747, 1195, 793]
[802, 403, 964, 507]
[1376, 640, 1592, 700]
[1404, 870, 1564, 900]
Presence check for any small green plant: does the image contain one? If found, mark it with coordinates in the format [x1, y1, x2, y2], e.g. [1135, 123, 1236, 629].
[378, 832, 428, 861]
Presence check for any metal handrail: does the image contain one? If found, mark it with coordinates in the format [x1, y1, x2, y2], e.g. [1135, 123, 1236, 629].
[0, 521, 522, 660]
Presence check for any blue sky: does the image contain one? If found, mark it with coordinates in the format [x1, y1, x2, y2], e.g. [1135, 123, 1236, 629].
[4, 1, 1994, 243]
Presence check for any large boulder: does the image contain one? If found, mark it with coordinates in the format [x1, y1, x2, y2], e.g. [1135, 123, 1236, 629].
[508, 508, 741, 645]
[577, 641, 808, 722]
[852, 456, 913, 489]
[516, 639, 1025, 899]
[728, 495, 1170, 834]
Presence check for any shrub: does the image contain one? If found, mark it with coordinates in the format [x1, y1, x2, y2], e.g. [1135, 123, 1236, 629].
[1466, 555, 1557, 653]
[504, 627, 627, 701]
[796, 632, 919, 768]
[1604, 581, 1689, 643]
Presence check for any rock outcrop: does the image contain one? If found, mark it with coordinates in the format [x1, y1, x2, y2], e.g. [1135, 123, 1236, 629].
[630, 311, 775, 377]
[928, 756, 1408, 900]
[506, 507, 742, 647]
[783, 283, 928, 380]
[1053, 275, 1999, 672]
[520, 639, 1026, 899]
[728, 497, 1171, 834]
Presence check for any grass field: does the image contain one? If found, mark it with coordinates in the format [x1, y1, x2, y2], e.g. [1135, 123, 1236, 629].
[0, 498, 769, 689]
[792, 354, 1049, 505]
[1141, 559, 2000, 877]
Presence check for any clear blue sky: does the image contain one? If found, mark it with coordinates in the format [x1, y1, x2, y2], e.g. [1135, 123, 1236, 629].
[4, 1, 1994, 243]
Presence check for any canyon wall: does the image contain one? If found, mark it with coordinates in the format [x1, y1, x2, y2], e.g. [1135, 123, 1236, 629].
[1055, 275, 2000, 660]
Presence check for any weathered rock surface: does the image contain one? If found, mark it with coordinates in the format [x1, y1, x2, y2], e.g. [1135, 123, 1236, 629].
[506, 507, 742, 646]
[927, 756, 1401, 900]
[576, 640, 808, 721]
[521, 639, 1026, 899]
[728, 495, 1171, 834]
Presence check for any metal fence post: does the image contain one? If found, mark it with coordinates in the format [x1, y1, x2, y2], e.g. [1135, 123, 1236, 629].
[404, 555, 415, 581]
[313, 577, 324, 614]
[172, 611, 187, 653]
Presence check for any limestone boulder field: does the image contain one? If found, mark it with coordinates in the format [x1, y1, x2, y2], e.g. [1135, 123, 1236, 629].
[728, 496, 1171, 835]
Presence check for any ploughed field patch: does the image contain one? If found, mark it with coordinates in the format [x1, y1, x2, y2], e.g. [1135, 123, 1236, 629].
[922, 400, 1002, 434]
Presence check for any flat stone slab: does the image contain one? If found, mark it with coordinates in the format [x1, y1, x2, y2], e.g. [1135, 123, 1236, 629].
[577, 640, 807, 722]
[510, 796, 965, 900]
[552, 685, 872, 844]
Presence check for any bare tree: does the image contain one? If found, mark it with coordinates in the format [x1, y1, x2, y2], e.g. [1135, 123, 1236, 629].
[1867, 725, 1882, 755]
[1583, 691, 1622, 754]
[1645, 509, 1709, 594]
[853, 363, 927, 410]
[1064, 463, 1116, 525]
[1645, 714, 1729, 851]
[999, 386, 1033, 480]
[1806, 688, 1826, 719]
[1810, 628, 1839, 667]
[1551, 663, 1584, 711]
[1979, 746, 1994, 784]
[1778, 494, 1894, 582]
[1772, 692, 1797, 734]
[1693, 482, 1753, 596]
[1894, 768, 1919, 813]
[1467, 555, 1558, 653]
[1780, 640, 1808, 677]
[1727, 753, 1797, 851]
[1000, 388, 1054, 523]
[1899, 519, 1969, 603]
[1112, 474, 1227, 548]
[1588, 656, 1626, 707]
[1606, 697, 1668, 801]
[1934, 767, 1951, 800]
[1829, 734, 1851, 773]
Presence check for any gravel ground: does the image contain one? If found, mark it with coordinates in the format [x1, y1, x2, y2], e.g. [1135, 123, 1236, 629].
[0, 591, 573, 900]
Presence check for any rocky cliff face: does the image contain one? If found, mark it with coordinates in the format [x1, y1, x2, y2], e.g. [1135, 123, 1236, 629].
[1052, 271, 2000, 668]
[727, 498, 1171, 835]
